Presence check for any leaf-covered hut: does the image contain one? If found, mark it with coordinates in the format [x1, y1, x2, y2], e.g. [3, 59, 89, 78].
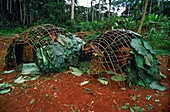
[5, 24, 84, 74]
[89, 29, 165, 90]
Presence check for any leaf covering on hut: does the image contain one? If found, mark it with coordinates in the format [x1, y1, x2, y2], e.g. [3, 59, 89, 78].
[35, 33, 85, 74]
[128, 38, 166, 91]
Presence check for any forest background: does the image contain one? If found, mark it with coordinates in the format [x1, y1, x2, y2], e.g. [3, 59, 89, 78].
[0, 0, 170, 54]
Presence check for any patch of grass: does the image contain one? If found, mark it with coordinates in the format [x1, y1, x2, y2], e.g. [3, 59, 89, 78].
[0, 27, 25, 36]
[155, 49, 170, 56]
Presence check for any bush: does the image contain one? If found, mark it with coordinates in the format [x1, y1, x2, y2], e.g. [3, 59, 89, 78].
[145, 28, 170, 55]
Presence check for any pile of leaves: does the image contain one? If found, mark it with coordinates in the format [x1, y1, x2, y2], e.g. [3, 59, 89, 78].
[128, 38, 166, 91]
[14, 63, 41, 84]
[35, 33, 84, 74]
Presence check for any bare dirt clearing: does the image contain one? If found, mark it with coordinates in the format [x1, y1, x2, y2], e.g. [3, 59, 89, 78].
[0, 36, 170, 112]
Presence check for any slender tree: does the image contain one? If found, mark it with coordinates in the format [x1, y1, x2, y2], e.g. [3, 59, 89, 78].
[149, 0, 152, 14]
[71, 0, 75, 19]
[137, 0, 148, 34]
[86, 0, 88, 21]
[91, 0, 94, 21]
[98, 0, 101, 20]
[158, 0, 161, 6]
[19, 0, 23, 24]
[108, 0, 112, 18]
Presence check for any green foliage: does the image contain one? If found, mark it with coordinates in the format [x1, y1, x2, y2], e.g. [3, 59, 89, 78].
[18, 63, 41, 75]
[39, 2, 69, 25]
[143, 13, 169, 30]
[98, 78, 108, 85]
[85, 31, 101, 43]
[121, 103, 143, 112]
[128, 38, 166, 91]
[152, 5, 161, 14]
[64, 20, 78, 32]
[0, 82, 12, 94]
[35, 33, 84, 74]
[145, 28, 170, 55]
[69, 67, 83, 76]
[79, 21, 93, 31]
[0, 17, 22, 30]
[0, 27, 25, 36]
[149, 81, 166, 91]
[111, 74, 127, 82]
[1, 4, 169, 54]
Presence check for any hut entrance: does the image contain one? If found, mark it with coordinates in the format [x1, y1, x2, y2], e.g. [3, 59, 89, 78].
[15, 44, 35, 65]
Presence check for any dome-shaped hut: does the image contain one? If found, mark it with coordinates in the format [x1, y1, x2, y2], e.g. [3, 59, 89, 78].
[5, 24, 64, 69]
[89, 29, 141, 86]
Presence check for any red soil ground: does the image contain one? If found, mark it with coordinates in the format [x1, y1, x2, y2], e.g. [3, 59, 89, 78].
[0, 36, 170, 112]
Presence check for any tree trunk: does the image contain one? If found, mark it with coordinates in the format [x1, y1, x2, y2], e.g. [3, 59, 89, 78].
[94, 9, 97, 21]
[9, 0, 12, 13]
[91, 0, 94, 22]
[98, 0, 101, 20]
[158, 0, 161, 6]
[6, 0, 9, 11]
[19, 0, 23, 24]
[149, 0, 152, 14]
[161, 0, 164, 11]
[0, 0, 2, 17]
[142, 0, 145, 12]
[108, 0, 111, 18]
[137, 0, 148, 34]
[71, 0, 74, 20]
[23, 3, 26, 25]
[128, 4, 130, 16]
[86, 0, 88, 22]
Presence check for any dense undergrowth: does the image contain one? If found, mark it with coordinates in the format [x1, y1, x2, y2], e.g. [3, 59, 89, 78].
[0, 14, 169, 55]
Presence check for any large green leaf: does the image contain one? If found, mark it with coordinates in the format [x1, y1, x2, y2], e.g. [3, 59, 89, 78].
[121, 105, 129, 109]
[128, 56, 138, 87]
[111, 74, 127, 82]
[149, 81, 166, 91]
[128, 38, 163, 90]
[129, 107, 135, 112]
[0, 88, 11, 94]
[80, 80, 90, 86]
[14, 76, 28, 84]
[106, 70, 115, 74]
[34, 33, 84, 74]
[138, 70, 153, 87]
[137, 78, 145, 87]
[145, 67, 156, 76]
[0, 82, 12, 94]
[14, 74, 40, 84]
[40, 47, 48, 66]
[130, 39, 148, 56]
[69, 66, 83, 76]
[58, 35, 73, 48]
[132, 106, 143, 112]
[19, 63, 41, 75]
[47, 43, 64, 56]
[142, 40, 155, 54]
[98, 78, 108, 85]
[145, 54, 153, 67]
[134, 53, 145, 69]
